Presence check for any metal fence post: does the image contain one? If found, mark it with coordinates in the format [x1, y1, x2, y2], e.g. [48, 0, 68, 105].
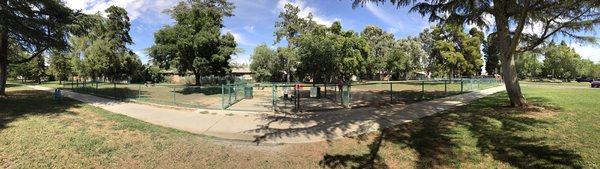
[113, 82, 117, 99]
[460, 79, 464, 92]
[324, 83, 327, 98]
[444, 80, 448, 95]
[389, 82, 393, 102]
[222, 84, 225, 109]
[272, 83, 276, 108]
[421, 81, 425, 100]
[172, 86, 176, 105]
[228, 84, 232, 104]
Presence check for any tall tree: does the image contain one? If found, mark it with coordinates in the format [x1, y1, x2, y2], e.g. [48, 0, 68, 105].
[49, 51, 73, 84]
[250, 44, 278, 82]
[515, 51, 542, 80]
[419, 28, 440, 78]
[148, 0, 236, 86]
[461, 28, 485, 76]
[352, 0, 600, 106]
[389, 37, 427, 80]
[274, 3, 315, 82]
[430, 25, 468, 80]
[296, 21, 369, 83]
[103, 6, 133, 82]
[483, 33, 500, 75]
[0, 0, 76, 95]
[360, 25, 394, 79]
[542, 41, 581, 81]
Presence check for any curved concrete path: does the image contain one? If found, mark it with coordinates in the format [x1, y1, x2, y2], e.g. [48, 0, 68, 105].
[28, 85, 505, 144]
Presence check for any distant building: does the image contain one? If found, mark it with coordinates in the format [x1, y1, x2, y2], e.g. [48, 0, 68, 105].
[231, 67, 253, 80]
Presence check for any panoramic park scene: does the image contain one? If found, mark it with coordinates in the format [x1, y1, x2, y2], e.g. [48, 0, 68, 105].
[2, 0, 600, 168]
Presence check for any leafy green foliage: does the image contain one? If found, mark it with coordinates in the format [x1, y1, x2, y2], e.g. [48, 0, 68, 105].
[542, 42, 583, 81]
[483, 33, 500, 75]
[360, 25, 395, 79]
[386, 37, 427, 80]
[296, 21, 369, 82]
[48, 51, 73, 83]
[148, 0, 236, 85]
[515, 52, 543, 80]
[249, 44, 278, 82]
[0, 0, 76, 94]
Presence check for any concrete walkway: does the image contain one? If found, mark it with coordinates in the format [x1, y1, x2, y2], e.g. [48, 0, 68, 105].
[28, 85, 505, 144]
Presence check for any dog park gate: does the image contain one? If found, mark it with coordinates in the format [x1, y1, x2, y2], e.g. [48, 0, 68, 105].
[221, 82, 248, 109]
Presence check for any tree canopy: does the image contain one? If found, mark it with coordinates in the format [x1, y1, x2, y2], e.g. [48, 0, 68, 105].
[0, 0, 77, 95]
[148, 0, 237, 86]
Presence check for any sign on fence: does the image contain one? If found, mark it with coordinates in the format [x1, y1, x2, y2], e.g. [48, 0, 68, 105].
[310, 87, 317, 98]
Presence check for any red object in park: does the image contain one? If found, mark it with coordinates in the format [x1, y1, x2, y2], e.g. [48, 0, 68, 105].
[295, 83, 302, 90]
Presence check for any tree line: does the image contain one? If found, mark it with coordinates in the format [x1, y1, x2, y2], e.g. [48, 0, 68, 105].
[1, 0, 237, 95]
[250, 4, 487, 83]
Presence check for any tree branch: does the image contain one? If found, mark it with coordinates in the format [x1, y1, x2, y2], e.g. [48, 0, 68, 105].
[9, 47, 48, 64]
[518, 8, 592, 52]
[507, 0, 530, 56]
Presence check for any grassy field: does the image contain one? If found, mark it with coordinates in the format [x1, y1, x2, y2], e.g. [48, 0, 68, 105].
[2, 83, 597, 168]
[521, 81, 594, 87]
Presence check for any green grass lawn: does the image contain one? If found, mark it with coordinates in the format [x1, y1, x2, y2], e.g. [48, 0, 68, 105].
[1, 84, 597, 168]
[521, 81, 593, 87]
[320, 85, 600, 168]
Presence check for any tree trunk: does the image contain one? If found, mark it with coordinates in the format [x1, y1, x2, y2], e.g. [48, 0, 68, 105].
[0, 28, 8, 95]
[495, 11, 527, 107]
[194, 70, 202, 86]
[501, 54, 527, 106]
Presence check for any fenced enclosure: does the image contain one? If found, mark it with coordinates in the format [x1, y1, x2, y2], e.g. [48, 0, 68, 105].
[61, 81, 243, 110]
[59, 78, 502, 112]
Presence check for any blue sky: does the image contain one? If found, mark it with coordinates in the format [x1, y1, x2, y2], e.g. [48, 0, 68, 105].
[64, 0, 599, 64]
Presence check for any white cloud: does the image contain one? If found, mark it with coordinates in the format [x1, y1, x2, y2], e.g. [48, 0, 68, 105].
[223, 29, 254, 46]
[365, 3, 403, 29]
[243, 25, 255, 33]
[63, 0, 180, 21]
[570, 43, 600, 63]
[275, 0, 338, 26]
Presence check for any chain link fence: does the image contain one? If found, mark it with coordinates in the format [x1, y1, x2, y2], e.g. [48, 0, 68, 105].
[60, 78, 502, 112]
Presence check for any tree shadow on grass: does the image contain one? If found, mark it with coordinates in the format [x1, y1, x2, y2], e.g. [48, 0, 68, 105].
[0, 90, 82, 131]
[319, 93, 583, 169]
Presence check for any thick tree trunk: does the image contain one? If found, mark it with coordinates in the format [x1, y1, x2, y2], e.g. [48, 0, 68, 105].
[495, 11, 527, 107]
[0, 28, 8, 95]
[501, 54, 527, 106]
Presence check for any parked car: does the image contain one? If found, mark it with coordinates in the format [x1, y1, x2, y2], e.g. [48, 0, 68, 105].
[576, 77, 594, 83]
[592, 80, 600, 88]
